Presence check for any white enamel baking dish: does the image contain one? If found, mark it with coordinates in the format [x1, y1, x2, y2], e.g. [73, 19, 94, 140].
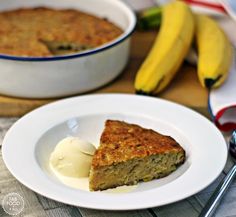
[0, 0, 136, 98]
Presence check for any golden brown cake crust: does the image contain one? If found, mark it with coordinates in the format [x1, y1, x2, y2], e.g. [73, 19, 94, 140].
[92, 120, 185, 168]
[0, 7, 123, 57]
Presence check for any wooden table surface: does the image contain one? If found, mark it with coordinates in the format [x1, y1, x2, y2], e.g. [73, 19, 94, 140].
[0, 31, 208, 117]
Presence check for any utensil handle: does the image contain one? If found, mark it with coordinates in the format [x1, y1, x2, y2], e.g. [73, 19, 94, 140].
[199, 164, 236, 217]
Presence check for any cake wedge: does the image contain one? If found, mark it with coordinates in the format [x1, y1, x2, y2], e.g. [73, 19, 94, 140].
[89, 120, 185, 191]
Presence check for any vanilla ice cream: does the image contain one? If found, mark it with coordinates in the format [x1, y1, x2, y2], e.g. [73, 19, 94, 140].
[49, 137, 96, 178]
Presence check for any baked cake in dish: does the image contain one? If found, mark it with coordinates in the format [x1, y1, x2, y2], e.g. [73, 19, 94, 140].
[0, 7, 123, 57]
[89, 120, 186, 191]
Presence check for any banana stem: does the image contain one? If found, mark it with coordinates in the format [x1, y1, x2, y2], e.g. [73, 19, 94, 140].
[137, 7, 162, 30]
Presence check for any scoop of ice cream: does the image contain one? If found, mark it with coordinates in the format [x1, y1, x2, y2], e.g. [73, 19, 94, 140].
[49, 137, 96, 178]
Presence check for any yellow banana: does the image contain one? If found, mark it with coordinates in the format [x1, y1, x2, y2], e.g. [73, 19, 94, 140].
[135, 1, 194, 94]
[195, 14, 233, 88]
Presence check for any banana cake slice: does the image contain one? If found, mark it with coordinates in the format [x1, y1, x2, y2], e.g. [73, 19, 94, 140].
[89, 120, 185, 191]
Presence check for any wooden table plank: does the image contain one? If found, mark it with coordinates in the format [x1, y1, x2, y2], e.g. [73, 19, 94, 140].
[45, 207, 83, 217]
[79, 209, 154, 217]
[0, 31, 208, 117]
[152, 199, 200, 217]
[187, 197, 203, 213]
[0, 118, 18, 144]
[36, 194, 63, 210]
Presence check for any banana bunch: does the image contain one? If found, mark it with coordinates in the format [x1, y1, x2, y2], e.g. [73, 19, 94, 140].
[135, 1, 195, 94]
[135, 1, 233, 94]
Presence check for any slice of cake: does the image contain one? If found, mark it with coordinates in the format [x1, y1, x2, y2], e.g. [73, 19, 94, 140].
[89, 120, 185, 191]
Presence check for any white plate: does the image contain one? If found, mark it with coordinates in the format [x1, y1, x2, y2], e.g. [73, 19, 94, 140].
[2, 94, 227, 210]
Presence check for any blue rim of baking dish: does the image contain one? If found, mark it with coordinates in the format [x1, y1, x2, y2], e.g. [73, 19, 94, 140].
[0, 6, 136, 62]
